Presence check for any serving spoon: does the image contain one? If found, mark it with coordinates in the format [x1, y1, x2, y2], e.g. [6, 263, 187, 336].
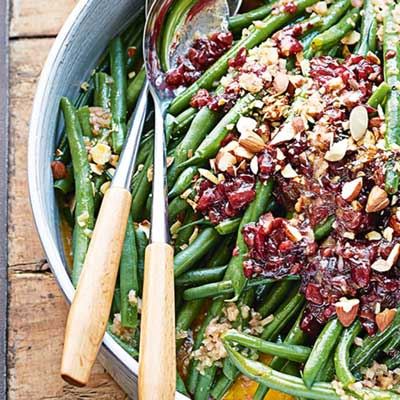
[139, 1, 241, 398]
[61, 0, 241, 392]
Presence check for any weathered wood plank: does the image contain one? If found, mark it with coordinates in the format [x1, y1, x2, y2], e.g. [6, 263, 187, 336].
[10, 0, 78, 38]
[8, 38, 51, 268]
[8, 272, 127, 400]
[0, 0, 9, 397]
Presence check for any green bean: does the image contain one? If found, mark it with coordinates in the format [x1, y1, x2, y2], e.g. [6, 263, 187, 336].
[169, 107, 198, 139]
[187, 299, 225, 394]
[111, 287, 121, 317]
[210, 373, 238, 400]
[94, 72, 112, 109]
[261, 290, 304, 341]
[174, 209, 197, 251]
[311, 8, 360, 52]
[176, 299, 204, 349]
[314, 215, 335, 241]
[206, 235, 235, 268]
[335, 321, 362, 387]
[131, 152, 152, 221]
[174, 227, 220, 277]
[110, 37, 128, 154]
[168, 195, 191, 223]
[60, 98, 95, 287]
[127, 66, 146, 112]
[222, 331, 311, 363]
[168, 166, 198, 198]
[77, 106, 92, 137]
[224, 179, 274, 301]
[175, 265, 228, 287]
[107, 328, 139, 358]
[258, 280, 294, 317]
[135, 226, 148, 293]
[215, 217, 241, 236]
[179, 93, 254, 169]
[384, 331, 400, 354]
[383, 7, 400, 195]
[351, 311, 400, 371]
[169, 0, 321, 115]
[303, 318, 343, 388]
[119, 215, 139, 328]
[318, 0, 351, 32]
[228, 4, 273, 33]
[355, 0, 377, 56]
[167, 106, 220, 187]
[161, 0, 196, 71]
[368, 82, 391, 109]
[386, 353, 400, 370]
[54, 166, 74, 195]
[194, 365, 217, 400]
[253, 302, 305, 398]
[177, 372, 190, 396]
[183, 279, 233, 300]
[224, 343, 340, 400]
[316, 352, 336, 382]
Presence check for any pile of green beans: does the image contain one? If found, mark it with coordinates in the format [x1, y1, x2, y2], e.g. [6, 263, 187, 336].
[53, 0, 400, 399]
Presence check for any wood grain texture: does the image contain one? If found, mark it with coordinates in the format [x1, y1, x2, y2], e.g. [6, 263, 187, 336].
[8, 1, 130, 397]
[10, 0, 78, 38]
[8, 37, 49, 268]
[0, 0, 9, 397]
[8, 272, 127, 400]
[139, 243, 176, 400]
[62, 187, 132, 387]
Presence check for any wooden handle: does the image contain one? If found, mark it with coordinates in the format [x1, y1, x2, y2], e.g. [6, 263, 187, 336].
[139, 243, 176, 400]
[61, 186, 132, 387]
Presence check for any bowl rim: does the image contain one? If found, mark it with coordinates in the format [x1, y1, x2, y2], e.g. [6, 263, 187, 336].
[27, 1, 188, 398]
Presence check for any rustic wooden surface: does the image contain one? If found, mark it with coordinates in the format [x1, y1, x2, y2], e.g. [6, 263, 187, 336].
[8, 1, 127, 398]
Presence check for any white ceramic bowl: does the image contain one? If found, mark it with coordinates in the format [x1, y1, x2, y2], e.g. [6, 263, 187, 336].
[28, 1, 187, 398]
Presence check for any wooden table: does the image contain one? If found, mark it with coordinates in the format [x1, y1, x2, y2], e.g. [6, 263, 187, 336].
[8, 1, 127, 398]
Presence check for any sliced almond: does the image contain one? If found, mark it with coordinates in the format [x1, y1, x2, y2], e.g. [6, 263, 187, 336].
[233, 145, 254, 159]
[335, 298, 360, 327]
[270, 124, 295, 146]
[239, 131, 265, 153]
[341, 177, 363, 202]
[222, 140, 239, 153]
[198, 168, 219, 185]
[285, 223, 303, 242]
[376, 308, 397, 332]
[371, 259, 392, 273]
[341, 31, 361, 45]
[387, 243, 400, 267]
[273, 72, 289, 94]
[281, 164, 298, 179]
[236, 116, 257, 135]
[366, 186, 389, 213]
[216, 151, 237, 172]
[325, 139, 348, 162]
[250, 156, 259, 175]
[350, 106, 369, 141]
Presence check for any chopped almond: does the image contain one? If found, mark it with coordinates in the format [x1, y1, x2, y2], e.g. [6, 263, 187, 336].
[341, 178, 363, 202]
[376, 308, 397, 332]
[233, 145, 254, 159]
[273, 72, 289, 94]
[335, 298, 360, 327]
[239, 131, 265, 153]
[366, 186, 389, 213]
[216, 151, 237, 172]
